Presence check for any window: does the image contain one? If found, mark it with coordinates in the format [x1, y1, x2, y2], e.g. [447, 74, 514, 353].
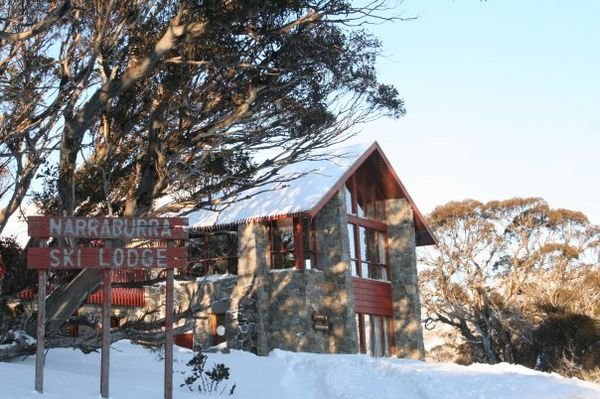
[356, 313, 393, 357]
[269, 216, 316, 270]
[345, 169, 386, 222]
[348, 224, 388, 280]
[348, 224, 358, 277]
[302, 217, 317, 269]
[270, 218, 295, 269]
[188, 231, 238, 276]
[345, 171, 389, 281]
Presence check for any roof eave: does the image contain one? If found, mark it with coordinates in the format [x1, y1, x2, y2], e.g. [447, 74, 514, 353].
[308, 141, 437, 247]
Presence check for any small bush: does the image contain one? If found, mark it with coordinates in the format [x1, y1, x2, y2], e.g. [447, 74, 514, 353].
[181, 352, 235, 396]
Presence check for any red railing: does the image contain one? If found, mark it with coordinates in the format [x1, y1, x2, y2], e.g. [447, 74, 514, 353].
[17, 269, 148, 307]
[86, 287, 145, 307]
[16, 287, 35, 300]
[110, 268, 148, 283]
[352, 277, 393, 316]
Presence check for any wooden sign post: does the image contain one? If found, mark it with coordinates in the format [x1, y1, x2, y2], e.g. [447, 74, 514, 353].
[27, 216, 188, 399]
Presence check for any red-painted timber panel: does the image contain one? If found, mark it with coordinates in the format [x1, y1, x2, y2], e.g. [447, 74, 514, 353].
[174, 333, 194, 349]
[111, 268, 148, 283]
[27, 247, 187, 269]
[28, 216, 188, 239]
[353, 284, 393, 296]
[87, 288, 146, 307]
[352, 278, 393, 316]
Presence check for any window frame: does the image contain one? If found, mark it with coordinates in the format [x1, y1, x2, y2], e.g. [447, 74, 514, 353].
[346, 173, 390, 281]
[268, 216, 317, 270]
[356, 313, 395, 356]
[188, 231, 238, 276]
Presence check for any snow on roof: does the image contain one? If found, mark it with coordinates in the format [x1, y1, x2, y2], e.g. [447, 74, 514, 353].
[185, 143, 370, 229]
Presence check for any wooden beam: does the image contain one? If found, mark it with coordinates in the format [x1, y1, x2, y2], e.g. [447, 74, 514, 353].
[35, 252, 47, 394]
[293, 217, 304, 270]
[100, 260, 112, 398]
[164, 241, 175, 399]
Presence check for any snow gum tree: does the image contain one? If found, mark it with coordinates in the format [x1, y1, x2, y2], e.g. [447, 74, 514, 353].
[419, 197, 600, 379]
[0, 0, 406, 358]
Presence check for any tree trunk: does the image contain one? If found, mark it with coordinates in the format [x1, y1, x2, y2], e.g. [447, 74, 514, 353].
[481, 334, 498, 364]
[27, 268, 104, 336]
[41, 17, 206, 338]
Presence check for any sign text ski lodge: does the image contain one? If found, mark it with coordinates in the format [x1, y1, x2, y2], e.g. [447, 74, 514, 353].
[27, 216, 188, 399]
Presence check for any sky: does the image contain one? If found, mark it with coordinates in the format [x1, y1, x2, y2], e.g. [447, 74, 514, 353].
[345, 0, 600, 224]
[2, 1, 598, 233]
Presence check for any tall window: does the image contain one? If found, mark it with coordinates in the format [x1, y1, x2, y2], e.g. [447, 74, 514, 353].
[356, 313, 393, 356]
[188, 231, 238, 276]
[269, 216, 316, 269]
[345, 170, 389, 280]
[270, 218, 295, 269]
[348, 224, 388, 280]
[345, 169, 386, 222]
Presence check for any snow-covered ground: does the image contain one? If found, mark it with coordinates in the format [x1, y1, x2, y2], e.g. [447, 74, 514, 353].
[1, 341, 598, 399]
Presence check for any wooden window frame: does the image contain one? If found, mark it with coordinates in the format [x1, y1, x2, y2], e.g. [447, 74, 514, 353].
[189, 232, 238, 276]
[345, 173, 390, 280]
[358, 313, 366, 354]
[347, 218, 390, 281]
[356, 313, 396, 356]
[269, 216, 317, 270]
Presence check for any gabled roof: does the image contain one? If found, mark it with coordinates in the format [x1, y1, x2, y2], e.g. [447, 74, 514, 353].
[185, 142, 436, 246]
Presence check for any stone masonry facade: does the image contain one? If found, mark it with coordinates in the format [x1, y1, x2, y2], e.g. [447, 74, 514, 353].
[145, 188, 424, 358]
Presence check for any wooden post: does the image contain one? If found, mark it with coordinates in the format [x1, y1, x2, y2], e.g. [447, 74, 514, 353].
[35, 262, 47, 393]
[100, 267, 112, 398]
[26, 216, 188, 397]
[293, 217, 304, 270]
[164, 242, 175, 399]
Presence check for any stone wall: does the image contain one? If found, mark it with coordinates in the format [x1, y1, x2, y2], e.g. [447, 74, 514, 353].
[385, 198, 425, 359]
[187, 190, 360, 355]
[265, 269, 328, 353]
[313, 189, 358, 354]
[192, 222, 271, 354]
[191, 276, 237, 351]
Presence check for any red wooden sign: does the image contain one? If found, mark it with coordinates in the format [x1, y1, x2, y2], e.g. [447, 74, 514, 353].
[27, 247, 187, 269]
[28, 216, 188, 240]
[27, 216, 187, 399]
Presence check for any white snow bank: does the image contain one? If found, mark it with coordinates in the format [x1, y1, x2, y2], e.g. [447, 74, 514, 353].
[1, 340, 598, 399]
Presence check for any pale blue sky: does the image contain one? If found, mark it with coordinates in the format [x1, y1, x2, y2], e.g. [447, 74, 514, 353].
[348, 0, 600, 224]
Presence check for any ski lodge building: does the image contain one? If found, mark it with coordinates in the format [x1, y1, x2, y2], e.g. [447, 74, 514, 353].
[170, 142, 435, 358]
